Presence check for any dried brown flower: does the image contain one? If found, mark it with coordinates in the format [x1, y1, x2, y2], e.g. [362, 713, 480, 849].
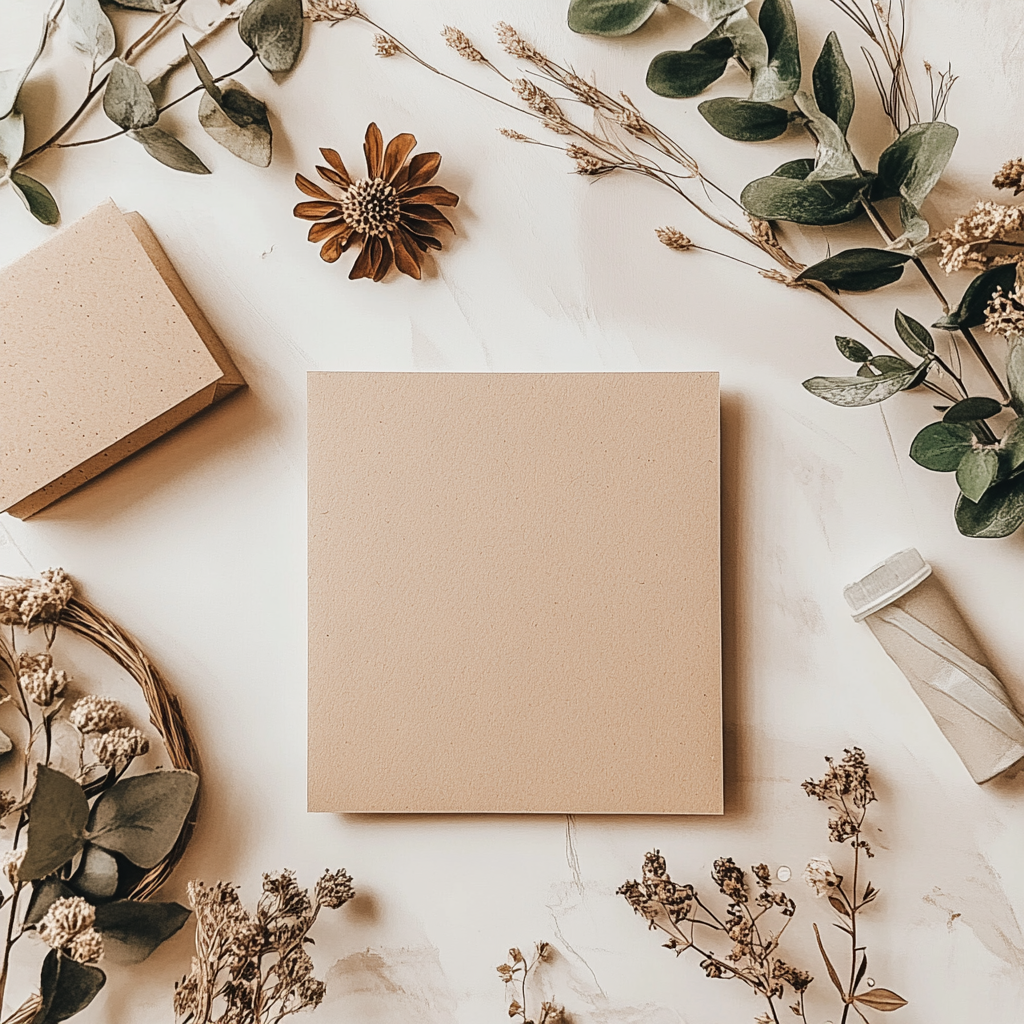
[500, 128, 530, 141]
[302, 0, 359, 21]
[442, 26, 484, 63]
[0, 569, 73, 627]
[512, 79, 564, 123]
[495, 22, 543, 63]
[993, 158, 1024, 196]
[373, 34, 400, 57]
[92, 726, 149, 767]
[294, 123, 459, 282]
[16, 653, 67, 707]
[70, 695, 125, 734]
[936, 201, 1024, 274]
[803, 747, 876, 855]
[656, 227, 693, 252]
[1, 850, 24, 886]
[985, 285, 1024, 338]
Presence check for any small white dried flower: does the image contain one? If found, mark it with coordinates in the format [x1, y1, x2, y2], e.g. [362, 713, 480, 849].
[0, 569, 73, 626]
[512, 79, 564, 122]
[66, 928, 104, 964]
[2, 850, 24, 886]
[17, 653, 67, 708]
[38, 897, 95, 950]
[656, 226, 693, 252]
[373, 34, 400, 57]
[92, 727, 149, 767]
[442, 26, 484, 62]
[495, 22, 542, 62]
[303, 0, 359, 21]
[70, 695, 126, 734]
[803, 858, 839, 897]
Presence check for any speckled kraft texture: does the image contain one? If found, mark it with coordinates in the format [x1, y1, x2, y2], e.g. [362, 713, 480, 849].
[0, 200, 244, 518]
[308, 371, 722, 814]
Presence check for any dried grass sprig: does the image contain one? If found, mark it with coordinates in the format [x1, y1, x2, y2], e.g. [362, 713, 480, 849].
[496, 944, 565, 1024]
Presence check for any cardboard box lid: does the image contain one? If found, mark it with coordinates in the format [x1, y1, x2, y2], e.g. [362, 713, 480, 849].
[0, 200, 243, 517]
[308, 372, 723, 814]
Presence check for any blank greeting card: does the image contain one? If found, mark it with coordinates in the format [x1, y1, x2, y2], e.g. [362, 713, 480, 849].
[307, 372, 722, 814]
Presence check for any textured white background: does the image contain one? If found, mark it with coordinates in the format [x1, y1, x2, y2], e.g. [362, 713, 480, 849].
[2, 0, 1024, 1020]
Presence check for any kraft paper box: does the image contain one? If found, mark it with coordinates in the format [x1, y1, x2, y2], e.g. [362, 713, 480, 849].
[308, 372, 723, 814]
[0, 201, 244, 518]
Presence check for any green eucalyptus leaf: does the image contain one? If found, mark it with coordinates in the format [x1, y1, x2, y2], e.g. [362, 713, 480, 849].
[956, 447, 1000, 503]
[803, 363, 926, 407]
[129, 127, 210, 174]
[72, 845, 119, 900]
[183, 36, 221, 105]
[869, 354, 911, 374]
[64, 0, 115, 71]
[772, 158, 814, 179]
[568, 0, 660, 35]
[87, 770, 198, 868]
[646, 36, 734, 98]
[94, 901, 191, 965]
[894, 309, 934, 356]
[1005, 338, 1024, 413]
[797, 248, 911, 292]
[698, 97, 789, 141]
[812, 31, 854, 134]
[198, 82, 272, 167]
[25, 881, 75, 928]
[955, 474, 1024, 537]
[32, 949, 105, 1024]
[239, 0, 304, 73]
[0, 112, 26, 177]
[856, 364, 877, 378]
[1000, 417, 1024, 472]
[0, 2, 50, 120]
[750, 0, 799, 102]
[102, 60, 158, 131]
[709, 8, 767, 77]
[10, 172, 59, 225]
[22, 767, 88, 881]
[943, 396, 1003, 423]
[836, 335, 872, 362]
[740, 173, 866, 224]
[877, 121, 958, 211]
[935, 263, 1019, 331]
[669, 0, 748, 20]
[910, 421, 974, 471]
[796, 90, 856, 181]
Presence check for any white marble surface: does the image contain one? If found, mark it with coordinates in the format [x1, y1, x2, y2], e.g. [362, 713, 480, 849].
[2, 0, 1024, 1020]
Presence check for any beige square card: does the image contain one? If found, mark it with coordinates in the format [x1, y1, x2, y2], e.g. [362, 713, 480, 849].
[308, 372, 722, 814]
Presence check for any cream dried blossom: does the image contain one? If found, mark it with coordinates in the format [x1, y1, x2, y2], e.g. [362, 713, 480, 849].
[302, 0, 359, 20]
[936, 201, 1024, 274]
[92, 727, 149, 767]
[69, 695, 125, 734]
[66, 928, 104, 965]
[500, 128, 530, 141]
[2, 850, 24, 886]
[803, 858, 840, 896]
[656, 227, 693, 252]
[985, 285, 1024, 338]
[37, 897, 94, 950]
[16, 653, 67, 708]
[442, 26, 484, 63]
[495, 22, 543, 63]
[512, 79, 564, 123]
[373, 34, 400, 57]
[993, 158, 1024, 196]
[0, 569, 73, 627]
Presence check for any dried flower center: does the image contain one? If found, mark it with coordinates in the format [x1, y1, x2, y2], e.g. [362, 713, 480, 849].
[340, 177, 400, 237]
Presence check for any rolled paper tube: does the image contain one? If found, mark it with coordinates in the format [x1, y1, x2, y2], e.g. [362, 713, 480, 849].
[844, 549, 1024, 784]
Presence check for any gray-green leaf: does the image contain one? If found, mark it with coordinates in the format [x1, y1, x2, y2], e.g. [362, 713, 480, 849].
[698, 97, 789, 141]
[836, 335, 871, 362]
[11, 171, 59, 225]
[1000, 417, 1024, 472]
[102, 60, 158, 130]
[894, 309, 934, 356]
[740, 172, 866, 224]
[796, 90, 856, 181]
[877, 121, 957, 211]
[94, 901, 191, 965]
[87, 770, 198, 868]
[750, 0, 799, 102]
[239, 0, 304, 73]
[72, 844, 119, 900]
[0, 112, 26, 177]
[646, 36, 734, 98]
[955, 474, 1024, 538]
[668, 0, 748, 23]
[22, 766, 88, 881]
[956, 447, 999, 503]
[1006, 338, 1024, 413]
[0, 2, 50, 120]
[129, 127, 210, 174]
[34, 949, 105, 1024]
[812, 31, 854, 134]
[183, 36, 221, 105]
[910, 421, 973, 471]
[803, 363, 926, 407]
[25, 880, 74, 927]
[934, 264, 1018, 331]
[943, 396, 1003, 424]
[64, 0, 115, 71]
[797, 248, 911, 292]
[198, 82, 272, 167]
[106, 0, 164, 9]
[568, 0, 660, 35]
[709, 8, 767, 79]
